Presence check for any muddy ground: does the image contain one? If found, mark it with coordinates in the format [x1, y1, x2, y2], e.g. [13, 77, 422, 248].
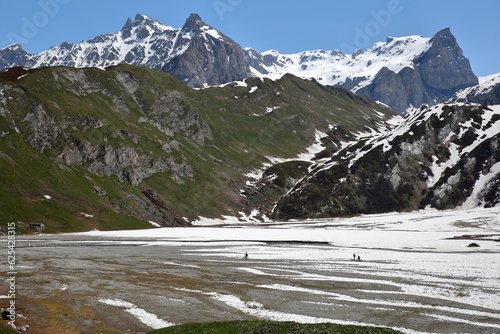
[1, 233, 499, 334]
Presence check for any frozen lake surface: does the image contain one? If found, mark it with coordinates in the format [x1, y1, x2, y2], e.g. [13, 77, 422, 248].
[8, 207, 500, 333]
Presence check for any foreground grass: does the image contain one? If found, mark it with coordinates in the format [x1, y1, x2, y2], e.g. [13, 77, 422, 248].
[0, 325, 20, 334]
[147, 320, 404, 334]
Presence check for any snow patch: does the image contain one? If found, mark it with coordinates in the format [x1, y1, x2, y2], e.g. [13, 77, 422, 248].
[209, 292, 378, 327]
[461, 162, 500, 209]
[148, 221, 161, 228]
[98, 298, 174, 329]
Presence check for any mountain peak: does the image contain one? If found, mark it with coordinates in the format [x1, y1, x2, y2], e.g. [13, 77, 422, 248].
[121, 18, 134, 37]
[2, 43, 25, 51]
[435, 27, 452, 37]
[430, 27, 457, 46]
[182, 13, 204, 31]
[121, 14, 172, 39]
[187, 13, 202, 23]
[134, 13, 149, 22]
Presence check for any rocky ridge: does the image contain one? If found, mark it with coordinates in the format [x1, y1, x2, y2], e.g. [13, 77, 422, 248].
[247, 28, 478, 114]
[451, 74, 500, 106]
[0, 15, 478, 113]
[0, 14, 252, 88]
[268, 102, 500, 219]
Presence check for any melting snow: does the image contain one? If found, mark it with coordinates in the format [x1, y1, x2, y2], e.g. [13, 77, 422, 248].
[73, 206, 500, 333]
[99, 298, 174, 329]
[200, 25, 223, 40]
[149, 221, 161, 227]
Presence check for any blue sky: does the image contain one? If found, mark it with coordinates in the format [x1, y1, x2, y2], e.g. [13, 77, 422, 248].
[1, 0, 498, 76]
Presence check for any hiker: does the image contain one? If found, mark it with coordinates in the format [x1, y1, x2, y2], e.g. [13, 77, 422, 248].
[357, 255, 361, 261]
[244, 252, 249, 260]
[353, 253, 356, 260]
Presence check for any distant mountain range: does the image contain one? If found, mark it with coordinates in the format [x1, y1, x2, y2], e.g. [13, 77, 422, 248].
[0, 14, 251, 90]
[0, 13, 479, 114]
[246, 28, 479, 114]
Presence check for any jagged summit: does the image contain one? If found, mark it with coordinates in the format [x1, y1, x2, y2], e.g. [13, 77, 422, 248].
[431, 27, 454, 42]
[121, 14, 174, 39]
[180, 13, 210, 35]
[134, 13, 149, 21]
[0, 16, 479, 111]
[0, 13, 251, 87]
[246, 28, 478, 113]
[183, 13, 203, 29]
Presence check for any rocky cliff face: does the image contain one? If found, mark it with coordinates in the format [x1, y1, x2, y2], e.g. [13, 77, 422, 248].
[415, 28, 478, 97]
[247, 28, 478, 114]
[161, 14, 252, 87]
[0, 66, 207, 227]
[271, 102, 500, 219]
[356, 28, 478, 113]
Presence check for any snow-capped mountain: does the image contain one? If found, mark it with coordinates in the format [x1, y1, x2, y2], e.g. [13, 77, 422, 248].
[246, 28, 478, 114]
[451, 73, 500, 105]
[271, 102, 500, 219]
[0, 15, 479, 113]
[245, 35, 431, 88]
[0, 13, 252, 87]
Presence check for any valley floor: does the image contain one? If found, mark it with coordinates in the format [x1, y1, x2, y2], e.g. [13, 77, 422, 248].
[2, 207, 500, 334]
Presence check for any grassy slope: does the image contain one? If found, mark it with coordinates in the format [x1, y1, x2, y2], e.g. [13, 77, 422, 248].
[147, 320, 404, 334]
[0, 325, 19, 334]
[0, 65, 393, 232]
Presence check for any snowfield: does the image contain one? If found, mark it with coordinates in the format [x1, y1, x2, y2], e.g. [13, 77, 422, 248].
[8, 207, 499, 333]
[248, 35, 432, 92]
[62, 207, 500, 334]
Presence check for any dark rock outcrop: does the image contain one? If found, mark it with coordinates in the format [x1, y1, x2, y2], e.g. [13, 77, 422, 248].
[451, 76, 500, 105]
[245, 28, 479, 114]
[356, 29, 478, 113]
[273, 103, 500, 219]
[161, 13, 251, 87]
[413, 28, 478, 101]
